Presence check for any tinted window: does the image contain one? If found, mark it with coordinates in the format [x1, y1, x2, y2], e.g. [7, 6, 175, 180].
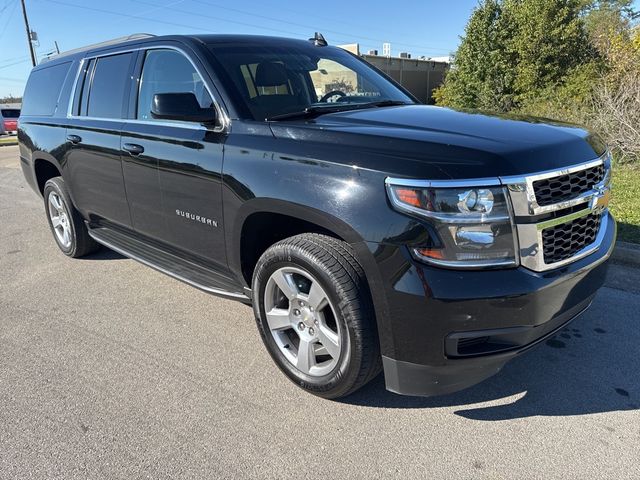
[1, 109, 20, 118]
[21, 62, 71, 116]
[74, 58, 95, 116]
[209, 43, 413, 120]
[137, 49, 213, 122]
[86, 53, 133, 119]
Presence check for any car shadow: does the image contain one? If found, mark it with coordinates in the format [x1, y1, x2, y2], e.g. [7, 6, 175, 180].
[340, 288, 639, 420]
[79, 248, 126, 261]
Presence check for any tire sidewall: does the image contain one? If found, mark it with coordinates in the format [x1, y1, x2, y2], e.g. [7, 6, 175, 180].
[43, 178, 79, 256]
[253, 243, 361, 397]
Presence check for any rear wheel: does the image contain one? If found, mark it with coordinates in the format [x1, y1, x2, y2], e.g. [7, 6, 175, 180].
[43, 177, 99, 258]
[252, 233, 381, 399]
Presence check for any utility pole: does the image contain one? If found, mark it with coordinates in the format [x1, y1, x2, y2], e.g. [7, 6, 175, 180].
[20, 0, 37, 67]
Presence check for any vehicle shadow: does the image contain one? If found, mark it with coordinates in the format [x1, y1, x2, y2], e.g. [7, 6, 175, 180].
[617, 221, 640, 245]
[341, 289, 639, 420]
[80, 247, 126, 261]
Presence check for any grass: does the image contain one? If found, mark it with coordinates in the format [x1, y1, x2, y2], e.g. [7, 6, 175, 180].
[0, 135, 17, 146]
[610, 163, 640, 244]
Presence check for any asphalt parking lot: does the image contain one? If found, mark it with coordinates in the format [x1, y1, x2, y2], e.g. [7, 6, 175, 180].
[1, 144, 639, 479]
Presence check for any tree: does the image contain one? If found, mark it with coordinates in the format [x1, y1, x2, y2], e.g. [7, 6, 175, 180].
[434, 0, 516, 111]
[0, 95, 22, 104]
[436, 0, 599, 112]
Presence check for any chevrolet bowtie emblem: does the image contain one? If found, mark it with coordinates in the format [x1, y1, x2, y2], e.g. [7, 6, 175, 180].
[590, 187, 611, 213]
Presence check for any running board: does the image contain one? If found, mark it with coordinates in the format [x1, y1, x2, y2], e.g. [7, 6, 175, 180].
[88, 226, 250, 303]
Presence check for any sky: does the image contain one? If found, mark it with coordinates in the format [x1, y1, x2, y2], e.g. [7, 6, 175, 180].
[0, 0, 639, 98]
[0, 0, 480, 97]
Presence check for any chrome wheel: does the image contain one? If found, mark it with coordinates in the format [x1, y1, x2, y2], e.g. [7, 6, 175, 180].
[264, 267, 342, 377]
[48, 191, 72, 249]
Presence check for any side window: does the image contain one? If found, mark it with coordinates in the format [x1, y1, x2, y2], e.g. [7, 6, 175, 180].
[21, 61, 71, 116]
[75, 58, 95, 116]
[83, 52, 133, 119]
[137, 49, 213, 122]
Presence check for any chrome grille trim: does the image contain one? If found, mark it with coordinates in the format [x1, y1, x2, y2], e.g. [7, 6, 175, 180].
[500, 151, 612, 272]
[500, 155, 610, 216]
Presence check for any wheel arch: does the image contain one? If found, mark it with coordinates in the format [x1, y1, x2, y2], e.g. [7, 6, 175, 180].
[33, 153, 63, 196]
[230, 198, 366, 287]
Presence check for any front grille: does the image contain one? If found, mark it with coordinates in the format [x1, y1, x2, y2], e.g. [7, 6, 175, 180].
[533, 164, 605, 207]
[542, 213, 602, 264]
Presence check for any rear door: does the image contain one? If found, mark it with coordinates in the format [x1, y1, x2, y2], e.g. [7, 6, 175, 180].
[121, 46, 228, 268]
[65, 52, 136, 228]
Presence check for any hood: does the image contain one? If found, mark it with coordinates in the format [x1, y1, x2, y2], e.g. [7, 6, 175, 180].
[268, 105, 606, 179]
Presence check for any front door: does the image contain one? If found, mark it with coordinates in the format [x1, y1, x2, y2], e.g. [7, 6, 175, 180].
[121, 47, 227, 268]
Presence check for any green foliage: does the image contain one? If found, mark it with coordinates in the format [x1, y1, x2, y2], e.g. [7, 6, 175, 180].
[437, 0, 599, 112]
[506, 0, 598, 104]
[434, 0, 517, 111]
[518, 61, 600, 124]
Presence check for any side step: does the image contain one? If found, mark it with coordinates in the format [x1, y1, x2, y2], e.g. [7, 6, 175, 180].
[88, 226, 250, 303]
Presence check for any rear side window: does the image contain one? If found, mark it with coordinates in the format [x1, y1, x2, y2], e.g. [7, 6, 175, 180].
[21, 62, 71, 116]
[84, 53, 134, 119]
[1, 109, 20, 118]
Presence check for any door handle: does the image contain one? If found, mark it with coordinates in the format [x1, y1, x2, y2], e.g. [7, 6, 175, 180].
[66, 134, 82, 144]
[123, 143, 144, 155]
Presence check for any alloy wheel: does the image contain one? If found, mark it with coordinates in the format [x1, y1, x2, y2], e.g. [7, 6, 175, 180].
[264, 266, 342, 377]
[48, 191, 72, 249]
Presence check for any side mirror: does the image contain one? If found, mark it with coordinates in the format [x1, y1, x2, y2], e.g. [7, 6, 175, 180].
[151, 92, 217, 125]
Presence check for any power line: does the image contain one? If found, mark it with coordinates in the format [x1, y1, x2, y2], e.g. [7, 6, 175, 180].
[0, 54, 32, 65]
[0, 75, 25, 83]
[186, 0, 452, 53]
[0, 0, 19, 40]
[129, 0, 319, 38]
[40, 0, 452, 57]
[0, 58, 31, 70]
[44, 0, 341, 47]
[41, 0, 215, 32]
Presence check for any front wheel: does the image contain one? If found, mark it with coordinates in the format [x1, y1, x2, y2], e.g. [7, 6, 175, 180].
[252, 233, 381, 399]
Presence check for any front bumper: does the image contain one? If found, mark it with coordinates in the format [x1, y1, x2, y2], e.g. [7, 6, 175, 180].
[373, 212, 616, 397]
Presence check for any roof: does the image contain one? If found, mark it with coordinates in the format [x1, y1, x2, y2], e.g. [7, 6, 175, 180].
[41, 33, 320, 65]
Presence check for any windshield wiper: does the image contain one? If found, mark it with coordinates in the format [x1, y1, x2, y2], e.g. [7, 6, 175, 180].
[266, 100, 412, 121]
[362, 100, 411, 108]
[267, 104, 367, 121]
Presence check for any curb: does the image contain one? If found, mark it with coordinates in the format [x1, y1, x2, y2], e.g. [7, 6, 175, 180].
[611, 241, 640, 267]
[0, 136, 18, 147]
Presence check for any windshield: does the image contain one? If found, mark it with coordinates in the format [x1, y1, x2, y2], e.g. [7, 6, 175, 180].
[208, 42, 414, 121]
[1, 109, 20, 118]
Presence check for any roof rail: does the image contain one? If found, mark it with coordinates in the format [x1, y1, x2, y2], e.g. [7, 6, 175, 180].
[41, 33, 156, 62]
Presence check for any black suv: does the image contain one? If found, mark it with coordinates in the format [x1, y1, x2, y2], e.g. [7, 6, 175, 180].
[19, 33, 615, 399]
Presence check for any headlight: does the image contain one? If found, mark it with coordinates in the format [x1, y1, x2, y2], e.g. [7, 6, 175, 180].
[386, 180, 518, 268]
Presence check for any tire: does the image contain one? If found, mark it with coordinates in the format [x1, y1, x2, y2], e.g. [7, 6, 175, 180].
[43, 177, 100, 258]
[252, 233, 381, 399]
